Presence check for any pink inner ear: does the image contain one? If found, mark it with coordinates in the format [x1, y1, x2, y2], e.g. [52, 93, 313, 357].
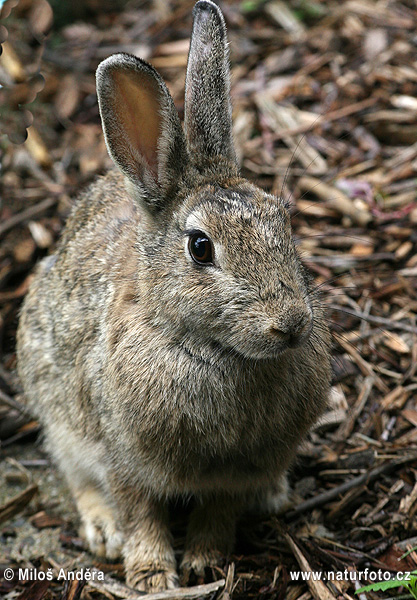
[113, 71, 161, 179]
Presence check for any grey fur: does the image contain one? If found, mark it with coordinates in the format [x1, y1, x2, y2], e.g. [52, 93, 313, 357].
[185, 0, 237, 168]
[16, 1, 331, 593]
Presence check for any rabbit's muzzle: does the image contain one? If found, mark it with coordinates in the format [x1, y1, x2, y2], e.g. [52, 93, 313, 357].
[264, 304, 313, 348]
[223, 296, 313, 359]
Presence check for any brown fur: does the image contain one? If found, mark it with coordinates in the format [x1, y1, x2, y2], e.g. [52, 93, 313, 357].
[17, 0, 331, 591]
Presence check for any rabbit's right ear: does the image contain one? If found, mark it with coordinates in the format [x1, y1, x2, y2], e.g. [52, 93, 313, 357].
[96, 53, 187, 211]
[184, 1, 237, 167]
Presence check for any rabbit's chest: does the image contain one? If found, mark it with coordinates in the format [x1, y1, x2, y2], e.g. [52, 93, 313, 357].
[141, 412, 298, 494]
[134, 379, 304, 493]
[103, 331, 325, 494]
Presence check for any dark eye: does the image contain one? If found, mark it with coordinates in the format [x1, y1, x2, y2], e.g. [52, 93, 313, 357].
[188, 232, 214, 265]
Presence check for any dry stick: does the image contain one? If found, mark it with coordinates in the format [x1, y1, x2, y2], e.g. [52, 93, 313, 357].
[363, 479, 404, 524]
[0, 483, 38, 525]
[274, 97, 378, 140]
[62, 579, 85, 600]
[219, 563, 235, 600]
[0, 197, 57, 238]
[334, 375, 375, 441]
[399, 480, 417, 515]
[149, 0, 195, 35]
[298, 176, 371, 226]
[286, 456, 417, 520]
[285, 534, 337, 600]
[87, 578, 225, 600]
[0, 389, 26, 412]
[403, 316, 417, 382]
[256, 96, 327, 173]
[329, 304, 417, 335]
[333, 333, 388, 393]
[134, 580, 225, 600]
[306, 253, 394, 267]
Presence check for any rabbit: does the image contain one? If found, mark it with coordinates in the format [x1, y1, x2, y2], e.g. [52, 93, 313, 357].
[16, 0, 331, 592]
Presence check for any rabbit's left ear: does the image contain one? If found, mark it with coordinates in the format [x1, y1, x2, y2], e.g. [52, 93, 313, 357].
[184, 1, 237, 166]
[96, 53, 188, 210]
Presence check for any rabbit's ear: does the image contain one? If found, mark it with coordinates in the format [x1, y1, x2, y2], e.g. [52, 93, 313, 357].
[96, 53, 187, 210]
[184, 1, 237, 165]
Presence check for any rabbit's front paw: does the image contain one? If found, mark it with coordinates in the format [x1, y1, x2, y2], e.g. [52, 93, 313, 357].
[251, 475, 292, 515]
[81, 516, 124, 560]
[180, 547, 223, 583]
[76, 486, 124, 560]
[126, 564, 179, 592]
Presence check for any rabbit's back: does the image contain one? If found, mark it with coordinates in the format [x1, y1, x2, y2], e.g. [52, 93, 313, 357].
[17, 170, 138, 425]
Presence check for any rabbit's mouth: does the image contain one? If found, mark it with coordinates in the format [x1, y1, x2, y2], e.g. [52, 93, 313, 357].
[263, 313, 313, 349]
[179, 341, 213, 366]
[210, 297, 314, 359]
[266, 324, 312, 350]
[177, 338, 241, 372]
[218, 317, 313, 360]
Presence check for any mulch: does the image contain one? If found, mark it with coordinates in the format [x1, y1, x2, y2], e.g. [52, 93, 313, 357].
[1, 0, 417, 598]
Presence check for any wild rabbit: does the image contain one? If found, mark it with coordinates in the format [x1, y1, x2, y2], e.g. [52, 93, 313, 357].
[17, 0, 331, 592]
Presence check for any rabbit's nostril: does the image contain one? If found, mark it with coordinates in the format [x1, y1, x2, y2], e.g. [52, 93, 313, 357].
[267, 326, 290, 339]
[296, 318, 310, 335]
[266, 311, 312, 346]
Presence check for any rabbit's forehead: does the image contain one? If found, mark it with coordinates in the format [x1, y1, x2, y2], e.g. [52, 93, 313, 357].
[184, 188, 290, 245]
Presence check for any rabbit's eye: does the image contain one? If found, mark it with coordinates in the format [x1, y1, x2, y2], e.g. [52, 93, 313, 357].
[188, 232, 214, 265]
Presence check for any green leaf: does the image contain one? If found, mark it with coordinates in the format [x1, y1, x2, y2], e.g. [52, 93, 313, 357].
[356, 579, 407, 594]
[408, 576, 417, 599]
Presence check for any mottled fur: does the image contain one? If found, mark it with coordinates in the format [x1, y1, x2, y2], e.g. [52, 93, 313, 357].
[17, 0, 331, 592]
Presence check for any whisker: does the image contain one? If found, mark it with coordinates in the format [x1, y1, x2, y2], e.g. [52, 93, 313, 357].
[279, 111, 329, 206]
[327, 305, 417, 335]
[295, 233, 373, 245]
[287, 129, 353, 214]
[306, 265, 392, 295]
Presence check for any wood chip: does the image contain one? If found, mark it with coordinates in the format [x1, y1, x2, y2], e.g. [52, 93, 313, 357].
[334, 376, 374, 441]
[399, 479, 417, 515]
[0, 484, 38, 525]
[285, 534, 337, 600]
[383, 332, 410, 354]
[87, 574, 225, 600]
[298, 177, 371, 226]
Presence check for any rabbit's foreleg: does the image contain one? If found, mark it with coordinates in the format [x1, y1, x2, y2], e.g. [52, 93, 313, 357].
[74, 485, 124, 559]
[181, 493, 244, 581]
[111, 482, 178, 592]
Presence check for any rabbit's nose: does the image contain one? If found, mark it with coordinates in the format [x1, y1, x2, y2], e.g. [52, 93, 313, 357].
[266, 309, 312, 347]
[267, 326, 290, 340]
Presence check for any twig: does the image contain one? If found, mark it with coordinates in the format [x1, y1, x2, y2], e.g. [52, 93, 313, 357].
[334, 376, 375, 441]
[298, 176, 371, 226]
[399, 479, 417, 515]
[305, 253, 395, 267]
[273, 97, 378, 140]
[0, 389, 26, 413]
[255, 96, 328, 173]
[0, 197, 57, 238]
[286, 456, 417, 520]
[87, 576, 225, 600]
[285, 534, 337, 600]
[333, 333, 387, 393]
[0, 483, 38, 525]
[329, 305, 417, 334]
[219, 563, 235, 600]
